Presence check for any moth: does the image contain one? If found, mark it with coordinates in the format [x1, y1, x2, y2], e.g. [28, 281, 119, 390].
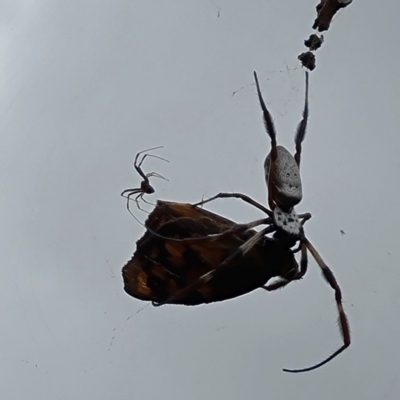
[122, 72, 350, 373]
[123, 200, 298, 306]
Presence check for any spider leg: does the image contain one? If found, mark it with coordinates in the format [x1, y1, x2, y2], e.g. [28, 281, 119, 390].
[121, 190, 150, 213]
[254, 71, 278, 210]
[140, 196, 156, 206]
[134, 193, 150, 213]
[145, 217, 274, 245]
[136, 153, 169, 170]
[121, 188, 143, 198]
[298, 212, 312, 225]
[121, 188, 142, 212]
[146, 172, 169, 181]
[283, 238, 350, 373]
[193, 192, 273, 217]
[135, 148, 168, 169]
[134, 146, 164, 159]
[133, 146, 169, 181]
[153, 225, 276, 306]
[134, 146, 166, 167]
[294, 72, 309, 167]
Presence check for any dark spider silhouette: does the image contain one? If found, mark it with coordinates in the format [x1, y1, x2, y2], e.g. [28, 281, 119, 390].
[121, 146, 169, 213]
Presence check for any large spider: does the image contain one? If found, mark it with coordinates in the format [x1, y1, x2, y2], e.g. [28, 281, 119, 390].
[123, 72, 350, 373]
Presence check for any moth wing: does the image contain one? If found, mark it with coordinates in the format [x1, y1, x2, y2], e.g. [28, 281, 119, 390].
[123, 200, 296, 305]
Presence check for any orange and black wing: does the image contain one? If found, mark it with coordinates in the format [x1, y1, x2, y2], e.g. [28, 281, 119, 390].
[122, 201, 297, 305]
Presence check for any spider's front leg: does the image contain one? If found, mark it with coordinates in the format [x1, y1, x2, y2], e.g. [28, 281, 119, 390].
[145, 216, 273, 245]
[294, 72, 309, 167]
[193, 192, 272, 216]
[254, 71, 278, 210]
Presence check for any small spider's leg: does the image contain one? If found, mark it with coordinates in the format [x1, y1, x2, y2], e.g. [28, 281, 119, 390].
[134, 152, 150, 181]
[198, 192, 207, 208]
[121, 188, 142, 212]
[193, 192, 273, 217]
[294, 72, 309, 167]
[134, 146, 165, 166]
[254, 71, 278, 210]
[262, 242, 308, 291]
[121, 190, 150, 213]
[153, 225, 275, 306]
[134, 146, 164, 158]
[125, 198, 147, 223]
[133, 146, 169, 181]
[121, 178, 155, 199]
[146, 172, 169, 181]
[283, 238, 350, 373]
[121, 188, 142, 197]
[140, 196, 156, 206]
[130, 192, 144, 212]
[145, 217, 273, 244]
[135, 192, 150, 212]
[137, 153, 169, 170]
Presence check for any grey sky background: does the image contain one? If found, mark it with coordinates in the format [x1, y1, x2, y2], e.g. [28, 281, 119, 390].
[1, 1, 399, 399]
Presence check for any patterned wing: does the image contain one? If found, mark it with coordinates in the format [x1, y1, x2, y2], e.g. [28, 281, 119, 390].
[123, 201, 297, 305]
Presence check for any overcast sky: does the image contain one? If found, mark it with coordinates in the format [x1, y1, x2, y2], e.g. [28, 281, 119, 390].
[1, 1, 400, 399]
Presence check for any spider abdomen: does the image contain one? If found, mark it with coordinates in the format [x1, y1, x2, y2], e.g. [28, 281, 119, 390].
[265, 145, 302, 209]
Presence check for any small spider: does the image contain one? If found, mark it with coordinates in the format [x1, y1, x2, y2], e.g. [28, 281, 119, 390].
[121, 146, 169, 212]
